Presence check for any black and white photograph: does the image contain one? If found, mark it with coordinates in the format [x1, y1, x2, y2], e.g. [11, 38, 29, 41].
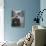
[11, 9, 25, 27]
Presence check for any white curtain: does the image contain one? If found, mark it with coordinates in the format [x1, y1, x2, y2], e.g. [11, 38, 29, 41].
[0, 0, 4, 42]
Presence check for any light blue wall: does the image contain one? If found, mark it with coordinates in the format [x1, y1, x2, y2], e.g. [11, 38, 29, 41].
[40, 0, 46, 27]
[4, 0, 40, 42]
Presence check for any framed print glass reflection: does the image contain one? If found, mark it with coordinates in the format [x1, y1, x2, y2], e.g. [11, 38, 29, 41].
[11, 9, 25, 27]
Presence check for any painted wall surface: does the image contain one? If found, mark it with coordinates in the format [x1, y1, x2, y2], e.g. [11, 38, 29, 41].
[4, 0, 40, 42]
[40, 0, 46, 27]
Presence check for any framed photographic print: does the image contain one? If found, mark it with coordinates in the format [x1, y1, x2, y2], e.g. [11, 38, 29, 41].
[11, 9, 25, 27]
